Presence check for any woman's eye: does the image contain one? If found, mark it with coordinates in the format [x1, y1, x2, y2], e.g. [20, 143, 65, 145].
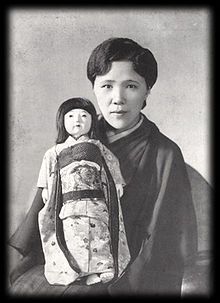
[102, 84, 112, 89]
[81, 114, 87, 117]
[127, 84, 137, 89]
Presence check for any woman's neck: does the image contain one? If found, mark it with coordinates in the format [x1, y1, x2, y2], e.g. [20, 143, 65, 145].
[107, 114, 142, 135]
[106, 114, 144, 143]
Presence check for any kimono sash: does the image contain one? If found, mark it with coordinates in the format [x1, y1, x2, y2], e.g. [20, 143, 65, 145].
[58, 141, 103, 168]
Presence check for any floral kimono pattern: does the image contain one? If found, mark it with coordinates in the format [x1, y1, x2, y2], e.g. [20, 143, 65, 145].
[37, 136, 130, 285]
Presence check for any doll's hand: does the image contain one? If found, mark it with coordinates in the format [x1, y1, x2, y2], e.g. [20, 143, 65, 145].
[116, 184, 123, 198]
[42, 188, 49, 203]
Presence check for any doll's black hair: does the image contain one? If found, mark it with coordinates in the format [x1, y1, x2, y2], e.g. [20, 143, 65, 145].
[56, 97, 98, 144]
[87, 37, 158, 90]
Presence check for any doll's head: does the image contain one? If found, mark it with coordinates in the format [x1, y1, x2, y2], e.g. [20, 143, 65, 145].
[56, 97, 98, 143]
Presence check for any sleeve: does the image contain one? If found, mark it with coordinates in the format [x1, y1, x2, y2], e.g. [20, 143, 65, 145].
[36, 153, 48, 188]
[135, 146, 197, 294]
[8, 187, 45, 256]
[8, 187, 45, 285]
[37, 147, 56, 189]
[98, 141, 126, 186]
[109, 144, 198, 295]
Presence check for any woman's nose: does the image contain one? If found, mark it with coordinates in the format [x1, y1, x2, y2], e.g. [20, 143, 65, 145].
[112, 87, 125, 105]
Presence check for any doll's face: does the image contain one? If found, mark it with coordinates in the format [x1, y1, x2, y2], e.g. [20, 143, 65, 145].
[64, 109, 92, 139]
[93, 61, 148, 132]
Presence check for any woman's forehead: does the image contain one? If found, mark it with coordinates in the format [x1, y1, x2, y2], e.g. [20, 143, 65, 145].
[95, 61, 145, 83]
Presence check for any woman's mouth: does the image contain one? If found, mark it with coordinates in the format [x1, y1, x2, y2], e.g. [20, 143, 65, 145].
[110, 111, 127, 116]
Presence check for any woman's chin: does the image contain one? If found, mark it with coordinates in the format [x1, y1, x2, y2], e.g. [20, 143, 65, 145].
[106, 120, 129, 132]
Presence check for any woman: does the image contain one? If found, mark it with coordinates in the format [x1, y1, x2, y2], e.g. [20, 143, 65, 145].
[8, 37, 198, 296]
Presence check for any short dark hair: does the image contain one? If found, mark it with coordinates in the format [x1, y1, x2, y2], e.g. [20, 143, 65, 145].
[87, 37, 158, 90]
[56, 97, 98, 144]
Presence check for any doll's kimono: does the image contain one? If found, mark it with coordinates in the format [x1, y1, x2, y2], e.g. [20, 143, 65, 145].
[37, 135, 130, 285]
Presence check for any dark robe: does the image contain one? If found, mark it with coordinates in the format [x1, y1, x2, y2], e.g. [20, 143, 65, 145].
[8, 115, 198, 296]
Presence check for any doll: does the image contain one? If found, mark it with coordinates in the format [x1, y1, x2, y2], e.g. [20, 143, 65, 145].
[37, 97, 130, 286]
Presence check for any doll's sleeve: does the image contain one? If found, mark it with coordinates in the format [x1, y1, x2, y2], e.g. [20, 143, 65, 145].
[99, 142, 125, 186]
[37, 148, 55, 189]
[37, 153, 48, 189]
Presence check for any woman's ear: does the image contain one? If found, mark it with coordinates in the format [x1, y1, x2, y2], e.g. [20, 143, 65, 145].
[141, 100, 147, 109]
[142, 88, 151, 109]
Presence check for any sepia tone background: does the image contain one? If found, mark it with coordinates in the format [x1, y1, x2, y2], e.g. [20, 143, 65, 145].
[8, 8, 212, 279]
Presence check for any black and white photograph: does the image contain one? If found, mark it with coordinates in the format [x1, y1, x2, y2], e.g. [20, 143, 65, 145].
[6, 7, 212, 298]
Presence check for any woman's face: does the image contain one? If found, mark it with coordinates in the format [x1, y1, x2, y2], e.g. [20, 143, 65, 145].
[64, 108, 92, 139]
[93, 61, 148, 132]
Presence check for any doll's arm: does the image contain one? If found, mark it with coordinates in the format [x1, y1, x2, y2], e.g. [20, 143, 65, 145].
[37, 147, 56, 203]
